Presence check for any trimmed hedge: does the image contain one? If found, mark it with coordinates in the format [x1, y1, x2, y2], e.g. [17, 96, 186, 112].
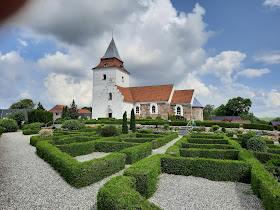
[187, 138, 229, 145]
[22, 122, 44, 130]
[121, 142, 153, 164]
[97, 175, 160, 210]
[181, 142, 235, 150]
[23, 129, 40, 135]
[136, 133, 164, 138]
[263, 138, 275, 145]
[152, 132, 178, 149]
[161, 156, 251, 183]
[252, 151, 280, 163]
[243, 123, 273, 131]
[123, 154, 162, 198]
[0, 126, 4, 136]
[267, 144, 280, 149]
[190, 134, 224, 139]
[28, 110, 53, 124]
[36, 140, 126, 188]
[238, 150, 280, 210]
[195, 121, 240, 128]
[94, 141, 139, 153]
[267, 148, 280, 155]
[122, 138, 155, 143]
[180, 148, 239, 160]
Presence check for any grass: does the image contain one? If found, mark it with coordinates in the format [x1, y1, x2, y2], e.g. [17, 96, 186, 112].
[259, 118, 274, 122]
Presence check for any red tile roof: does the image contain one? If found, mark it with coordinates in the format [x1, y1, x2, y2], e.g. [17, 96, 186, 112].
[171, 90, 194, 103]
[92, 58, 129, 74]
[49, 105, 91, 113]
[117, 84, 174, 102]
[77, 109, 91, 114]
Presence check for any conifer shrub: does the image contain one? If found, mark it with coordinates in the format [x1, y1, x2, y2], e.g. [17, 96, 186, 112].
[122, 112, 128, 134]
[130, 109, 136, 132]
[246, 136, 267, 152]
[61, 120, 83, 130]
[0, 119, 18, 132]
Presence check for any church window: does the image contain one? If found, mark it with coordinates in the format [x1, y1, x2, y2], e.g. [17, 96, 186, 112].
[104, 62, 109, 67]
[109, 93, 112, 100]
[136, 106, 140, 114]
[55, 112, 59, 116]
[177, 106, 181, 115]
[152, 105, 156, 114]
[122, 76, 124, 82]
[103, 74, 106, 80]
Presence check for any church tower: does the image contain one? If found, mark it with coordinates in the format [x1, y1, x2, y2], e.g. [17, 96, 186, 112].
[91, 38, 131, 119]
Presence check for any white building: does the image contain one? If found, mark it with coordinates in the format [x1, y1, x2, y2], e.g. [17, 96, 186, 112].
[92, 38, 203, 120]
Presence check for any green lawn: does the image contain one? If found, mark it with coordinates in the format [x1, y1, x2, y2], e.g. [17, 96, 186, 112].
[259, 118, 274, 122]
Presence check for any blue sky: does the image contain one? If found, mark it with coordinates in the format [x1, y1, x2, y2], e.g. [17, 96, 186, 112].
[0, 0, 280, 117]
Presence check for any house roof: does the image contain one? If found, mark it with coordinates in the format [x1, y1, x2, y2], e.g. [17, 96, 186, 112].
[101, 38, 122, 62]
[92, 57, 129, 74]
[117, 84, 174, 102]
[212, 116, 241, 121]
[49, 105, 91, 113]
[269, 121, 280, 126]
[208, 120, 251, 124]
[192, 97, 203, 108]
[171, 90, 194, 104]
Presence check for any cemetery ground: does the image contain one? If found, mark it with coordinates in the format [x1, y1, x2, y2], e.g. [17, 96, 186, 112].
[0, 124, 280, 209]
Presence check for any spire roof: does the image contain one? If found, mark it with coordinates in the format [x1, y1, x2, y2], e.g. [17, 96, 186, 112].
[101, 38, 122, 62]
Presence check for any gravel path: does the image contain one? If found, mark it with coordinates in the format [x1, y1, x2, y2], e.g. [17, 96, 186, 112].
[0, 132, 129, 209]
[149, 174, 264, 210]
[75, 152, 112, 162]
[151, 135, 182, 156]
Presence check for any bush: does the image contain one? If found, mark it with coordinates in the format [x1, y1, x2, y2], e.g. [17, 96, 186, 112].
[23, 122, 44, 130]
[212, 125, 219, 131]
[226, 130, 236, 137]
[123, 155, 162, 198]
[121, 142, 153, 164]
[161, 156, 251, 183]
[39, 129, 53, 138]
[195, 121, 240, 128]
[155, 116, 162, 120]
[146, 116, 152, 119]
[187, 138, 229, 145]
[23, 129, 40, 135]
[100, 125, 119, 137]
[83, 115, 88, 120]
[191, 126, 205, 132]
[97, 176, 160, 210]
[190, 134, 224, 139]
[181, 142, 234, 150]
[180, 148, 239, 160]
[222, 127, 226, 133]
[0, 126, 4, 136]
[28, 110, 53, 124]
[8, 111, 26, 128]
[0, 119, 18, 132]
[241, 131, 256, 148]
[243, 123, 273, 131]
[246, 136, 267, 152]
[163, 124, 169, 130]
[61, 120, 83, 130]
[252, 151, 280, 163]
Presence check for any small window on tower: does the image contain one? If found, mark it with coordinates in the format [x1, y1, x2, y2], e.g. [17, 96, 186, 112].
[122, 76, 124, 82]
[104, 62, 109, 67]
[109, 93, 112, 100]
[103, 74, 106, 80]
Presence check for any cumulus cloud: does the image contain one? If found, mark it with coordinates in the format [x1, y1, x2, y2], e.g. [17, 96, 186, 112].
[235, 68, 270, 79]
[266, 89, 280, 107]
[254, 51, 280, 64]
[263, 0, 280, 7]
[17, 38, 28, 46]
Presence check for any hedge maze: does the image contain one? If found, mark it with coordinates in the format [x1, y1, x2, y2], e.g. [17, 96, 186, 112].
[98, 133, 280, 210]
[30, 129, 178, 188]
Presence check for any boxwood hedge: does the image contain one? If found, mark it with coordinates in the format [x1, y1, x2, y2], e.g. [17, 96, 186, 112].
[181, 142, 235, 150]
[152, 132, 178, 149]
[121, 142, 153, 164]
[180, 148, 239, 160]
[187, 138, 229, 145]
[243, 123, 273, 131]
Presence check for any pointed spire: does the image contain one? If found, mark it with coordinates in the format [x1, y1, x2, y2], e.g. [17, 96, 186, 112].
[101, 38, 122, 62]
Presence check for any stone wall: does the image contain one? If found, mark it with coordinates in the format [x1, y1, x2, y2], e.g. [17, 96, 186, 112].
[192, 107, 203, 121]
[183, 104, 192, 120]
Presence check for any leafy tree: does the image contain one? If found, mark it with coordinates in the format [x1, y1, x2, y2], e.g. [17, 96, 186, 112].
[130, 109, 136, 132]
[67, 100, 78, 119]
[204, 104, 214, 114]
[212, 104, 228, 116]
[36, 102, 45, 111]
[122, 111, 128, 134]
[9, 99, 35, 109]
[272, 117, 280, 121]
[240, 113, 268, 124]
[203, 109, 212, 120]
[8, 111, 26, 128]
[61, 106, 68, 119]
[81, 107, 92, 112]
[225, 97, 252, 116]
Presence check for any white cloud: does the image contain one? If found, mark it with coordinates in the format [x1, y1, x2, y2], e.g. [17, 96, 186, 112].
[254, 51, 280, 64]
[200, 51, 246, 83]
[17, 38, 28, 46]
[266, 89, 280, 107]
[235, 68, 270, 79]
[263, 0, 280, 7]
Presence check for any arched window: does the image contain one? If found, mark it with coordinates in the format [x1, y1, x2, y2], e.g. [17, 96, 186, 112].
[136, 106, 140, 114]
[103, 74, 106, 80]
[177, 106, 181, 115]
[109, 93, 112, 100]
[152, 105, 156, 114]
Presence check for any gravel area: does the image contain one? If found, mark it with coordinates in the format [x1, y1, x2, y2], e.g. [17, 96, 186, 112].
[75, 152, 112, 162]
[0, 132, 130, 209]
[149, 174, 264, 210]
[150, 135, 182, 156]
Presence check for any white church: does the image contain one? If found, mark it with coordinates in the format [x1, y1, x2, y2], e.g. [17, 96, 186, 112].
[91, 38, 203, 120]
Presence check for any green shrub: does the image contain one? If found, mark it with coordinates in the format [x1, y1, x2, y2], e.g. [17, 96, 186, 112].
[152, 132, 178, 149]
[93, 141, 139, 153]
[0, 119, 18, 132]
[161, 156, 251, 183]
[252, 151, 280, 163]
[28, 110, 53, 124]
[226, 130, 236, 137]
[246, 136, 267, 152]
[121, 142, 153, 164]
[100, 125, 119, 137]
[181, 142, 234, 150]
[168, 121, 188, 126]
[195, 121, 240, 128]
[163, 124, 169, 130]
[122, 112, 128, 134]
[212, 125, 220, 131]
[146, 116, 152, 119]
[130, 109, 136, 132]
[180, 148, 239, 160]
[23, 122, 44, 130]
[241, 131, 256, 148]
[23, 129, 40, 135]
[190, 134, 224, 139]
[61, 120, 83, 130]
[8, 111, 26, 128]
[97, 176, 160, 210]
[122, 138, 154, 143]
[155, 116, 162, 120]
[136, 133, 164, 138]
[263, 138, 274, 145]
[83, 115, 88, 120]
[191, 126, 205, 132]
[222, 127, 226, 133]
[123, 155, 162, 198]
[243, 123, 273, 131]
[0, 126, 4, 136]
[187, 138, 229, 144]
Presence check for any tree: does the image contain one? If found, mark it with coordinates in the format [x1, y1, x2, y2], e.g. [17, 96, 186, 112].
[240, 113, 268, 124]
[36, 102, 45, 111]
[61, 106, 68, 119]
[8, 111, 26, 129]
[203, 109, 212, 120]
[9, 99, 35, 109]
[204, 104, 215, 114]
[81, 107, 92, 112]
[212, 104, 228, 116]
[122, 111, 128, 134]
[225, 97, 252, 116]
[67, 100, 78, 119]
[130, 109, 136, 132]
